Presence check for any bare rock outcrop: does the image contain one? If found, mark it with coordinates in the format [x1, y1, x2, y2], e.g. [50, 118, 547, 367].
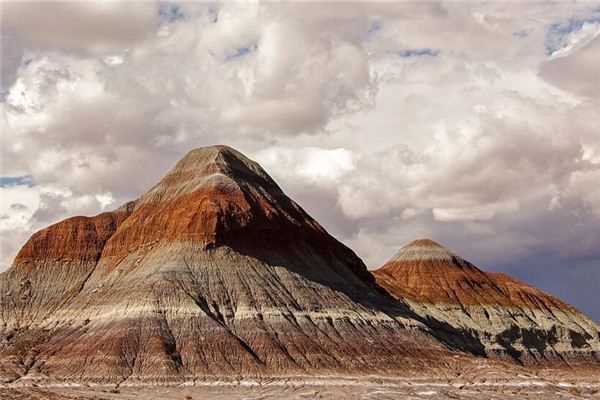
[374, 239, 600, 365]
[0, 146, 469, 385]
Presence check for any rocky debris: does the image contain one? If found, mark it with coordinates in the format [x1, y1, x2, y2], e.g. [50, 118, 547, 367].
[2, 378, 600, 400]
[374, 239, 600, 365]
[0, 146, 469, 385]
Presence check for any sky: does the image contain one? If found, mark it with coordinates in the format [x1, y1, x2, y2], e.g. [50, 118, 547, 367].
[1, 1, 599, 321]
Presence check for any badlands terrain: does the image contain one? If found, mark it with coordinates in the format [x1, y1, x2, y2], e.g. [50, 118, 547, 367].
[0, 145, 598, 398]
[374, 239, 600, 364]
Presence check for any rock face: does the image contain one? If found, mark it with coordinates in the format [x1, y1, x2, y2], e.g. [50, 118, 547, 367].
[374, 239, 600, 365]
[0, 146, 469, 384]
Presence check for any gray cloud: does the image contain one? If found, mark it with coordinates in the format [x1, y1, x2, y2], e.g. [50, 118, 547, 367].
[539, 37, 600, 100]
[1, 1, 159, 53]
[9, 203, 27, 211]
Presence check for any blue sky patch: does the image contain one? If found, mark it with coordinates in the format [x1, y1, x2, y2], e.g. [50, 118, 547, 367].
[225, 44, 257, 61]
[368, 18, 383, 35]
[0, 175, 34, 188]
[159, 2, 186, 23]
[545, 14, 600, 55]
[397, 48, 440, 58]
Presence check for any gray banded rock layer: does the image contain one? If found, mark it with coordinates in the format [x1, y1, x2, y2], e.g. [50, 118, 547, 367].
[374, 239, 600, 366]
[1, 146, 475, 384]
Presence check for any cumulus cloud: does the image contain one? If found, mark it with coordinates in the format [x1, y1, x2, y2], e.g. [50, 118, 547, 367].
[1, 1, 600, 321]
[2, 1, 159, 53]
[257, 147, 355, 182]
[1, 1, 380, 202]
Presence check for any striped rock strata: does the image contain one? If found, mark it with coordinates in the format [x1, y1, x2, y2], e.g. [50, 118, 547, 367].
[0, 146, 477, 385]
[374, 239, 600, 366]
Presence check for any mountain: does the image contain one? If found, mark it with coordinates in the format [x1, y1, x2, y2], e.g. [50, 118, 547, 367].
[0, 146, 475, 385]
[374, 239, 600, 365]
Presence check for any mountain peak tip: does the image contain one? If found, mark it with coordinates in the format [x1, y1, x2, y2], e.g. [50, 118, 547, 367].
[171, 144, 269, 181]
[183, 144, 239, 157]
[405, 238, 445, 248]
[177, 144, 247, 166]
[137, 144, 280, 209]
[390, 238, 455, 262]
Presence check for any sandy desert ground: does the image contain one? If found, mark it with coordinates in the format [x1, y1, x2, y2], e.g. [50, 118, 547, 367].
[2, 379, 600, 400]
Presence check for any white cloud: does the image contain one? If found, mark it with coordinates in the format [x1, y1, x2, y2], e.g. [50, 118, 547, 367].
[96, 192, 115, 210]
[256, 147, 355, 183]
[0, 185, 39, 233]
[433, 200, 519, 222]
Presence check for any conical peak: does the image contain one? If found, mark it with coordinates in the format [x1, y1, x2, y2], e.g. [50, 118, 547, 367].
[173, 145, 272, 182]
[406, 238, 445, 248]
[391, 238, 456, 262]
[138, 145, 281, 206]
[99, 144, 332, 259]
[174, 145, 237, 170]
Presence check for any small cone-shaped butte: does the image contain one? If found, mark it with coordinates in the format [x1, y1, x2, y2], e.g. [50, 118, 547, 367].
[374, 239, 600, 365]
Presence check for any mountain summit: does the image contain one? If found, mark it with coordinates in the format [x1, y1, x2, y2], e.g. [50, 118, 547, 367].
[377, 238, 507, 305]
[374, 239, 600, 364]
[1, 146, 464, 384]
[389, 238, 457, 262]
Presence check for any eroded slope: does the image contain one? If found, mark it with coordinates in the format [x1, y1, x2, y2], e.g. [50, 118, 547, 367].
[0, 146, 463, 384]
[374, 239, 600, 365]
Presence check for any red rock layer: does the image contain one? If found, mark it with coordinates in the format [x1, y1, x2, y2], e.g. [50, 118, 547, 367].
[375, 257, 507, 307]
[373, 239, 600, 364]
[373, 239, 573, 310]
[1, 203, 135, 333]
[14, 206, 133, 271]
